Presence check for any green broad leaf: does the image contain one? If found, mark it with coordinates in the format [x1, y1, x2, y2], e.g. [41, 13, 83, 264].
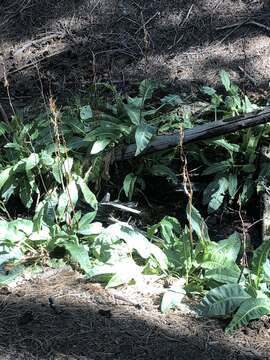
[52, 162, 62, 183]
[161, 278, 186, 314]
[123, 173, 137, 201]
[200, 86, 216, 96]
[205, 265, 241, 284]
[66, 137, 87, 150]
[106, 272, 133, 288]
[127, 96, 144, 108]
[71, 210, 82, 226]
[109, 224, 151, 258]
[240, 178, 254, 204]
[4, 142, 22, 151]
[220, 70, 231, 92]
[57, 181, 78, 219]
[77, 222, 103, 235]
[228, 173, 238, 199]
[87, 257, 143, 287]
[0, 167, 12, 191]
[76, 176, 98, 210]
[86, 262, 116, 279]
[62, 158, 73, 177]
[124, 102, 141, 125]
[228, 84, 239, 96]
[80, 105, 93, 120]
[106, 259, 143, 288]
[1, 177, 17, 203]
[64, 242, 92, 272]
[202, 161, 232, 176]
[19, 177, 34, 209]
[40, 151, 54, 166]
[84, 121, 131, 141]
[33, 203, 45, 232]
[67, 180, 78, 206]
[251, 241, 270, 287]
[159, 216, 181, 243]
[148, 164, 178, 184]
[91, 139, 111, 155]
[263, 259, 270, 282]
[78, 211, 97, 229]
[186, 204, 210, 243]
[203, 177, 228, 212]
[161, 94, 183, 106]
[57, 191, 69, 218]
[242, 96, 254, 113]
[0, 265, 24, 285]
[178, 226, 193, 273]
[0, 221, 25, 242]
[216, 233, 241, 262]
[28, 227, 51, 241]
[211, 94, 222, 108]
[226, 298, 270, 334]
[0, 121, 8, 136]
[148, 243, 168, 271]
[201, 233, 241, 269]
[107, 223, 168, 270]
[11, 219, 33, 236]
[198, 284, 250, 317]
[24, 153, 39, 172]
[210, 139, 239, 153]
[34, 190, 58, 229]
[135, 123, 155, 156]
[0, 246, 23, 266]
[139, 79, 158, 100]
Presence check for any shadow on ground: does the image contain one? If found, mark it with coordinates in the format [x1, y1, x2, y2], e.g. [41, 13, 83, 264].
[0, 0, 269, 108]
[0, 270, 268, 360]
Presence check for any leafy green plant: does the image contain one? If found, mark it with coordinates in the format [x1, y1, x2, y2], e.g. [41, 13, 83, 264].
[198, 71, 269, 212]
[197, 232, 270, 332]
[0, 75, 269, 334]
[149, 203, 270, 331]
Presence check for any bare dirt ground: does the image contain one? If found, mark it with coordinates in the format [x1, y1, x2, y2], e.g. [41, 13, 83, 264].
[0, 0, 270, 108]
[0, 1, 270, 359]
[0, 267, 270, 360]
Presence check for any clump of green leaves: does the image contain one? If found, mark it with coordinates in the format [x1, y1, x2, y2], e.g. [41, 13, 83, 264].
[0, 75, 269, 334]
[149, 203, 270, 332]
[198, 71, 270, 212]
[0, 92, 169, 287]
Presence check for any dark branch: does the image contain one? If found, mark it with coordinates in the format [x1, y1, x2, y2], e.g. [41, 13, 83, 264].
[114, 107, 270, 161]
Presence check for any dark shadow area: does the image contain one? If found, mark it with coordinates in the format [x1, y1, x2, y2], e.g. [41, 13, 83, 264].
[0, 267, 269, 360]
[0, 0, 269, 110]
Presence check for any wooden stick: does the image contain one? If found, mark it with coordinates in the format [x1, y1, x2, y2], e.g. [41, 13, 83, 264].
[114, 107, 270, 161]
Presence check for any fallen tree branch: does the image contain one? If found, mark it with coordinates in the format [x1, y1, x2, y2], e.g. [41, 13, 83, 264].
[14, 33, 65, 57]
[114, 107, 270, 161]
[216, 19, 270, 34]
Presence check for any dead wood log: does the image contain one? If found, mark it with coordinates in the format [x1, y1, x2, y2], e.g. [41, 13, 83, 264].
[115, 106, 270, 161]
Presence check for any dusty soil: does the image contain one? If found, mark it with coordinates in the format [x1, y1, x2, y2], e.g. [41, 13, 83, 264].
[0, 266, 270, 360]
[0, 0, 270, 109]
